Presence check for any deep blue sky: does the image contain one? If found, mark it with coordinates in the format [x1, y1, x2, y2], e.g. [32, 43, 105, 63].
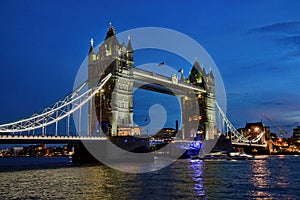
[1, 0, 300, 136]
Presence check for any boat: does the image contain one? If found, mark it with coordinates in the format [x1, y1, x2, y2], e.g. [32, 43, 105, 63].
[200, 151, 231, 160]
[200, 150, 253, 160]
[229, 151, 254, 160]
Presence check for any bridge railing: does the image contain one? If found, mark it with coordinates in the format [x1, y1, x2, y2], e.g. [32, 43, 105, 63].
[133, 68, 172, 81]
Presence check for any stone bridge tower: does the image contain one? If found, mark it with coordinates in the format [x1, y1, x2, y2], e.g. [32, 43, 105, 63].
[181, 61, 216, 140]
[88, 23, 136, 136]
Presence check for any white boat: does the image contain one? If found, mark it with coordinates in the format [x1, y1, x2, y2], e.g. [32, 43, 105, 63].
[229, 151, 253, 160]
[201, 151, 231, 160]
[200, 151, 253, 160]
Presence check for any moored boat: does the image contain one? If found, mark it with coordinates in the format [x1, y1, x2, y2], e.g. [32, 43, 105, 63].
[229, 151, 254, 160]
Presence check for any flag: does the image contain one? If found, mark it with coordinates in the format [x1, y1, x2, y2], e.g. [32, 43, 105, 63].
[158, 61, 164, 66]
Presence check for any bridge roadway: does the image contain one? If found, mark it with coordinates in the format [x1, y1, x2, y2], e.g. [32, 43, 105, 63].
[231, 141, 267, 148]
[0, 134, 267, 148]
[0, 135, 106, 144]
[0, 135, 200, 145]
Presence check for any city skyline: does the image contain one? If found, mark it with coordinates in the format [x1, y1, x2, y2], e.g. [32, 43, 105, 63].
[1, 1, 300, 136]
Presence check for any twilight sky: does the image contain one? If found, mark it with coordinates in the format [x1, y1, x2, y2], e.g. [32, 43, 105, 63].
[0, 0, 300, 136]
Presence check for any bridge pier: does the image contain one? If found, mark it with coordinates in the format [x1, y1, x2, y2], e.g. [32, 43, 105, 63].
[72, 137, 151, 163]
[72, 142, 101, 163]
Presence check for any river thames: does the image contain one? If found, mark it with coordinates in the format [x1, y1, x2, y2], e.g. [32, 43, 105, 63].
[0, 155, 299, 199]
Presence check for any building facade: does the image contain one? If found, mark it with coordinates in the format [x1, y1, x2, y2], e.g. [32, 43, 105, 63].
[290, 126, 300, 149]
[293, 126, 300, 138]
[238, 122, 271, 143]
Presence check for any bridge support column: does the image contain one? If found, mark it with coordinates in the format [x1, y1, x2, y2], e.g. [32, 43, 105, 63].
[72, 142, 101, 163]
[72, 137, 151, 163]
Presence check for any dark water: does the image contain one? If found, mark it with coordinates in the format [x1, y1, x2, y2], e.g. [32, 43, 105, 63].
[0, 155, 299, 199]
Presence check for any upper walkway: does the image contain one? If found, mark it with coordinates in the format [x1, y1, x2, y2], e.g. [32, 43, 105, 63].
[132, 68, 206, 95]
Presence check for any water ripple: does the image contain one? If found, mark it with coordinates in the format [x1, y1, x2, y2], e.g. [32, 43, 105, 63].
[0, 156, 299, 199]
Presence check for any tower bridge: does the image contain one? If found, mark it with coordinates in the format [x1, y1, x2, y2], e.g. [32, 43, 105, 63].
[87, 23, 216, 140]
[0, 24, 272, 156]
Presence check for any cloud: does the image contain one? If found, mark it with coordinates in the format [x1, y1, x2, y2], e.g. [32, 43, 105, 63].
[265, 65, 280, 71]
[246, 21, 300, 60]
[243, 62, 282, 73]
[276, 35, 300, 48]
[284, 111, 300, 118]
[227, 91, 255, 98]
[248, 21, 300, 34]
[285, 49, 300, 58]
[282, 122, 299, 128]
[260, 101, 285, 106]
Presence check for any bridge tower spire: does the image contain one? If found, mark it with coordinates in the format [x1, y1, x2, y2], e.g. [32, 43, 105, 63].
[126, 34, 134, 69]
[88, 38, 96, 62]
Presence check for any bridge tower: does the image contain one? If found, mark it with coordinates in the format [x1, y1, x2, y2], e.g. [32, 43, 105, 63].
[204, 66, 217, 140]
[88, 23, 136, 136]
[181, 61, 216, 140]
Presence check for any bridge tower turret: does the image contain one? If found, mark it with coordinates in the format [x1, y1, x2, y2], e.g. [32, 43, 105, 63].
[126, 35, 134, 69]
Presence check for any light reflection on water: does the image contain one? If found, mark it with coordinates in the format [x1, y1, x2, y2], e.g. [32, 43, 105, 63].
[251, 158, 271, 188]
[249, 157, 273, 198]
[189, 159, 205, 197]
[0, 156, 299, 199]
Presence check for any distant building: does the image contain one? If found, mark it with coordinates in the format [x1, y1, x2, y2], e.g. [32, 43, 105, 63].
[289, 126, 300, 151]
[11, 147, 23, 156]
[117, 127, 143, 136]
[151, 128, 177, 140]
[293, 126, 300, 139]
[239, 122, 270, 143]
